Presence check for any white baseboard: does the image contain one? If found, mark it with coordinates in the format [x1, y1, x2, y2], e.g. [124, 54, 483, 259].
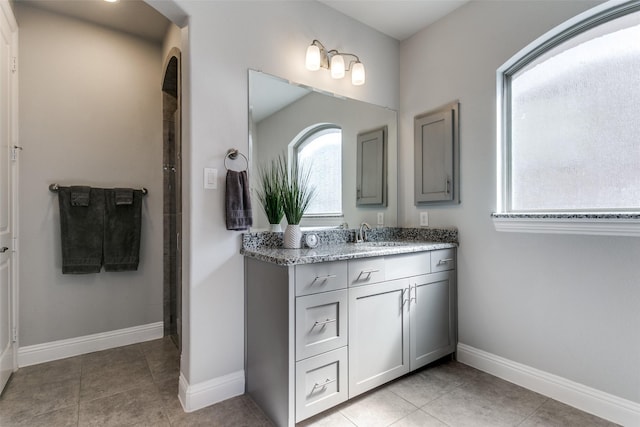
[18, 322, 164, 367]
[178, 370, 245, 413]
[457, 343, 640, 427]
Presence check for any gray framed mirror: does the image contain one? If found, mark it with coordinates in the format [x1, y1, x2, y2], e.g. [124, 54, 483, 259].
[248, 70, 398, 230]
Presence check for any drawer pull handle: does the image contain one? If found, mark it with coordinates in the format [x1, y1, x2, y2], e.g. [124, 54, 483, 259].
[312, 274, 336, 285]
[311, 378, 337, 391]
[437, 258, 454, 266]
[357, 269, 380, 280]
[312, 318, 337, 328]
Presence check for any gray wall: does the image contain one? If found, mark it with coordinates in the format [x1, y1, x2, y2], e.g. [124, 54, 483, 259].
[16, 4, 163, 346]
[158, 0, 399, 387]
[399, 0, 639, 403]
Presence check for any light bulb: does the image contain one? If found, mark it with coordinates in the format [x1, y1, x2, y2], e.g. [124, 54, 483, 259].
[305, 44, 321, 71]
[330, 55, 345, 79]
[351, 61, 365, 86]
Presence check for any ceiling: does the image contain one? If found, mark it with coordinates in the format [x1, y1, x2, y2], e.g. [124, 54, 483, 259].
[17, 0, 470, 44]
[318, 0, 470, 41]
[16, 0, 171, 43]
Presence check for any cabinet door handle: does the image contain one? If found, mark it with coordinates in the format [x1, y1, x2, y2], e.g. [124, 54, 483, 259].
[445, 177, 451, 194]
[312, 318, 337, 328]
[357, 269, 380, 280]
[437, 258, 454, 266]
[402, 288, 409, 307]
[311, 378, 337, 391]
[411, 284, 417, 304]
[312, 274, 336, 284]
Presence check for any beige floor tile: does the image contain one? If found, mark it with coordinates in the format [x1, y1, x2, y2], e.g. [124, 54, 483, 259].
[0, 404, 79, 427]
[520, 399, 620, 427]
[298, 409, 356, 426]
[389, 409, 449, 427]
[79, 357, 154, 401]
[170, 395, 271, 427]
[78, 383, 170, 427]
[387, 370, 458, 407]
[340, 388, 418, 427]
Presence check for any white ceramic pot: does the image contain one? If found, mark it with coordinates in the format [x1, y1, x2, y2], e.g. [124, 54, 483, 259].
[269, 223, 282, 233]
[283, 224, 302, 249]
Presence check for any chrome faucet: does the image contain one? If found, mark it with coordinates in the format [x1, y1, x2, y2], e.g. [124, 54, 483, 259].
[357, 222, 372, 243]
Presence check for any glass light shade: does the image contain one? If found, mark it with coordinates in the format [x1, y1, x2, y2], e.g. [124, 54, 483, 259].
[305, 45, 321, 71]
[351, 61, 365, 85]
[330, 55, 345, 79]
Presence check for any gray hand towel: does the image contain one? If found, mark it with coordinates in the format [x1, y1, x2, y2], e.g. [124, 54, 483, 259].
[70, 186, 91, 206]
[225, 170, 253, 231]
[58, 186, 104, 274]
[103, 188, 143, 272]
[115, 188, 133, 205]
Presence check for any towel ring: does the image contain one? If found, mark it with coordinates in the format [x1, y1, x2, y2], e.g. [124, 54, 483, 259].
[225, 148, 248, 171]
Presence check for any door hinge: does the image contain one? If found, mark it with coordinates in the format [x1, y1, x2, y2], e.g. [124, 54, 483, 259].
[12, 327, 17, 343]
[11, 56, 16, 73]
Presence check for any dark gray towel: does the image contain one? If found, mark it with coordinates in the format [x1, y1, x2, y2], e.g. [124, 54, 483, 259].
[114, 188, 133, 205]
[103, 188, 143, 271]
[70, 186, 91, 206]
[225, 170, 253, 231]
[58, 187, 105, 274]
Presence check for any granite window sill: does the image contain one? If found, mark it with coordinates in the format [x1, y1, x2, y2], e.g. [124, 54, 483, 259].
[491, 213, 640, 237]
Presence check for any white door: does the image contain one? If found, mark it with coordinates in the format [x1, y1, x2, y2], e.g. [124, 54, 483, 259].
[0, 0, 18, 394]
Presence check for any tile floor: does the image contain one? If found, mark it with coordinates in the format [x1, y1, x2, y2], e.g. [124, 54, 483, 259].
[0, 338, 617, 427]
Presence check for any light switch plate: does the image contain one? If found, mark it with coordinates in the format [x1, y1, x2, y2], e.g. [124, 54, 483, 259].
[377, 212, 384, 226]
[204, 168, 217, 189]
[420, 211, 429, 227]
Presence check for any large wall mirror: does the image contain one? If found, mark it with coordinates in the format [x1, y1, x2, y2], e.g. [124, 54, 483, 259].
[248, 70, 398, 230]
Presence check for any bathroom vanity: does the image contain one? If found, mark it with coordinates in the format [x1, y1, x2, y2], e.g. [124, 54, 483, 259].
[242, 230, 457, 426]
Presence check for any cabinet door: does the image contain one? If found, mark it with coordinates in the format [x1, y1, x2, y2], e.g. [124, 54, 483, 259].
[410, 271, 456, 371]
[356, 127, 386, 206]
[414, 102, 459, 204]
[348, 279, 410, 398]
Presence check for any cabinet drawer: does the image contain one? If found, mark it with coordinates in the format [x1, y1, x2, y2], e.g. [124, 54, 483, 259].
[295, 347, 348, 423]
[295, 261, 348, 296]
[385, 252, 431, 280]
[296, 290, 348, 360]
[348, 258, 386, 287]
[431, 249, 456, 272]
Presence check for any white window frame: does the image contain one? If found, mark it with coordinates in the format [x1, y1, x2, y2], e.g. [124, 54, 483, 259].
[289, 123, 344, 225]
[493, 0, 640, 236]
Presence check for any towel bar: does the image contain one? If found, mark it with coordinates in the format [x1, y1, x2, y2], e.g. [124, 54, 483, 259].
[48, 183, 148, 195]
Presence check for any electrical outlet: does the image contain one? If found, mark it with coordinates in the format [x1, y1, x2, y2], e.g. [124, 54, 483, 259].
[377, 212, 384, 226]
[419, 211, 429, 227]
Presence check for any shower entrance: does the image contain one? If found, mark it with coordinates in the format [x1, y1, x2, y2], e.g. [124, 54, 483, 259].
[162, 50, 182, 350]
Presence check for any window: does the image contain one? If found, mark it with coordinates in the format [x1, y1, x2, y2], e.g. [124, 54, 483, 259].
[292, 124, 342, 217]
[495, 2, 640, 235]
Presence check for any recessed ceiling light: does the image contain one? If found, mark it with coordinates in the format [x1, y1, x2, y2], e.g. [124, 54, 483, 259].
[104, 0, 119, 3]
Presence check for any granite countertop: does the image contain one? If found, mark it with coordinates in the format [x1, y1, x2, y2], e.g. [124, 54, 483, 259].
[241, 240, 458, 266]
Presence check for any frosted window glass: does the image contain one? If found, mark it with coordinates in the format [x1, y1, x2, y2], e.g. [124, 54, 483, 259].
[297, 129, 342, 216]
[509, 14, 640, 212]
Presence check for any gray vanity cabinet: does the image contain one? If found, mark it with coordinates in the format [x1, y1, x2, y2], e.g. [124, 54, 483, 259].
[348, 250, 457, 398]
[245, 247, 457, 426]
[348, 278, 411, 397]
[410, 270, 456, 371]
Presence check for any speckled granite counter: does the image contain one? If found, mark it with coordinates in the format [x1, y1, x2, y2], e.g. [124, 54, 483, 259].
[241, 227, 458, 266]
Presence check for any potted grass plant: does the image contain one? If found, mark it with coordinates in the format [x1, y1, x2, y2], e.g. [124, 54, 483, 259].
[278, 154, 315, 249]
[256, 160, 284, 232]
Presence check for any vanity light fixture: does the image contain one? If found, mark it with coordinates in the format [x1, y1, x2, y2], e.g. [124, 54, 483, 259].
[305, 39, 365, 86]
